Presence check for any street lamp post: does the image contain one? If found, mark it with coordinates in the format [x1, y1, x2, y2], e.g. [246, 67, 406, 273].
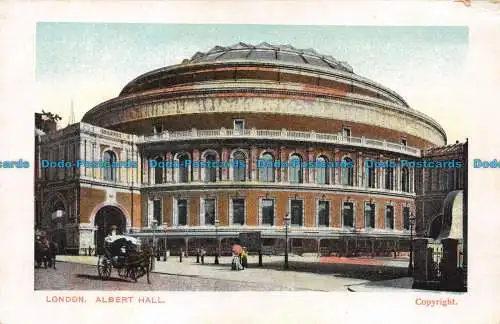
[163, 222, 168, 261]
[214, 218, 220, 264]
[151, 219, 158, 270]
[284, 214, 290, 269]
[408, 212, 416, 276]
[152, 219, 158, 250]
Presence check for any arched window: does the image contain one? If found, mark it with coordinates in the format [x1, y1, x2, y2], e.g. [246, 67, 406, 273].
[316, 156, 329, 185]
[385, 167, 394, 190]
[259, 153, 274, 182]
[178, 153, 190, 183]
[367, 165, 376, 188]
[233, 151, 246, 181]
[401, 167, 409, 192]
[103, 150, 117, 181]
[204, 153, 217, 183]
[341, 157, 353, 186]
[154, 157, 163, 184]
[289, 154, 303, 184]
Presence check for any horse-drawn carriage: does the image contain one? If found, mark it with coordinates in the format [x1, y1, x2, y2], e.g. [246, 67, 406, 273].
[97, 234, 152, 283]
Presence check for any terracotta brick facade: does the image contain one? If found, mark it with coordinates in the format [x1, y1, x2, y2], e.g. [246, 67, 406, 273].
[79, 187, 105, 223]
[145, 189, 413, 230]
[36, 44, 453, 256]
[116, 191, 142, 228]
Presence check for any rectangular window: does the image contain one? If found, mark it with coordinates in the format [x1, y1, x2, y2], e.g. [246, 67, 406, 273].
[204, 198, 216, 225]
[385, 205, 394, 229]
[364, 203, 376, 228]
[342, 202, 354, 227]
[290, 200, 303, 226]
[342, 127, 351, 137]
[318, 200, 329, 227]
[153, 199, 162, 224]
[177, 199, 188, 226]
[403, 207, 410, 230]
[232, 199, 245, 225]
[262, 199, 274, 225]
[401, 139, 407, 146]
[234, 119, 244, 135]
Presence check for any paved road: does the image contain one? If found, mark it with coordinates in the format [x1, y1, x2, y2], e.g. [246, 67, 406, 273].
[34, 262, 300, 291]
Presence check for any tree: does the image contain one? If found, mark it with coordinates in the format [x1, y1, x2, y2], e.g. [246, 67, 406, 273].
[41, 110, 62, 122]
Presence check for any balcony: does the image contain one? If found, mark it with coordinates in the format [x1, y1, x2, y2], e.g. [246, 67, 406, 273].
[143, 181, 416, 198]
[137, 128, 421, 157]
[132, 225, 412, 239]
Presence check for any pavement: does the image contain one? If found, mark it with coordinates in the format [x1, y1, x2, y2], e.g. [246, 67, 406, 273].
[56, 254, 413, 292]
[346, 277, 414, 292]
[35, 262, 296, 291]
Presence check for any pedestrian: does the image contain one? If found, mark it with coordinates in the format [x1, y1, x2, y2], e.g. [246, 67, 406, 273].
[241, 247, 248, 269]
[201, 246, 206, 264]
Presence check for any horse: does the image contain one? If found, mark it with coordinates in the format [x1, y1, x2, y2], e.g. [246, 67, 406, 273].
[35, 238, 56, 269]
[126, 248, 152, 284]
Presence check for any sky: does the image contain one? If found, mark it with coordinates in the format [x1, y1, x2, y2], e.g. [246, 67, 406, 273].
[35, 23, 468, 143]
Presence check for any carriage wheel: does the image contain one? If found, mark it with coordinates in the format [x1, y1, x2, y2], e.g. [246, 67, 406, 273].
[97, 255, 112, 280]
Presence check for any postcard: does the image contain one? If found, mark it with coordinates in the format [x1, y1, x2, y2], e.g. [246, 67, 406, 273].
[1, 1, 500, 323]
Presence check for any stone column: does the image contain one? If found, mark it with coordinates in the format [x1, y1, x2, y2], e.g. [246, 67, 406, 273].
[280, 146, 287, 183]
[79, 139, 85, 177]
[221, 148, 229, 181]
[141, 153, 146, 184]
[378, 154, 384, 189]
[308, 148, 314, 183]
[395, 158, 401, 191]
[161, 152, 167, 184]
[134, 150, 139, 185]
[410, 168, 415, 193]
[357, 152, 363, 187]
[165, 152, 173, 183]
[250, 147, 258, 181]
[192, 149, 200, 183]
[92, 142, 98, 179]
[334, 149, 341, 184]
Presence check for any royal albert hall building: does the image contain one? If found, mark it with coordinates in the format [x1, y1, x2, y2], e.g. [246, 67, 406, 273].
[35, 42, 448, 256]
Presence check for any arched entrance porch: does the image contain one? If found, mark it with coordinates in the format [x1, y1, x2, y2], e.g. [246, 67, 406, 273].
[94, 206, 127, 255]
[41, 193, 68, 254]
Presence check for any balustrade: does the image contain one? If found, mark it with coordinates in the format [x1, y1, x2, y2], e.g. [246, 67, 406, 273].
[137, 127, 421, 156]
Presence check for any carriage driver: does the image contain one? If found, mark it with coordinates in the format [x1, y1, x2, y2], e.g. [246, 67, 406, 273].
[109, 225, 118, 236]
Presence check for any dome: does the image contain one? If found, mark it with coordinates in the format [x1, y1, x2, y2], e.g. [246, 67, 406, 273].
[82, 42, 447, 147]
[186, 42, 354, 73]
[118, 42, 362, 97]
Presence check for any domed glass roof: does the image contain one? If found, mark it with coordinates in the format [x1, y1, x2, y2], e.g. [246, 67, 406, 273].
[184, 42, 354, 73]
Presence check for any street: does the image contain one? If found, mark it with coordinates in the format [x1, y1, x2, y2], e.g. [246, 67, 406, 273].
[34, 261, 300, 291]
[34, 255, 411, 291]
